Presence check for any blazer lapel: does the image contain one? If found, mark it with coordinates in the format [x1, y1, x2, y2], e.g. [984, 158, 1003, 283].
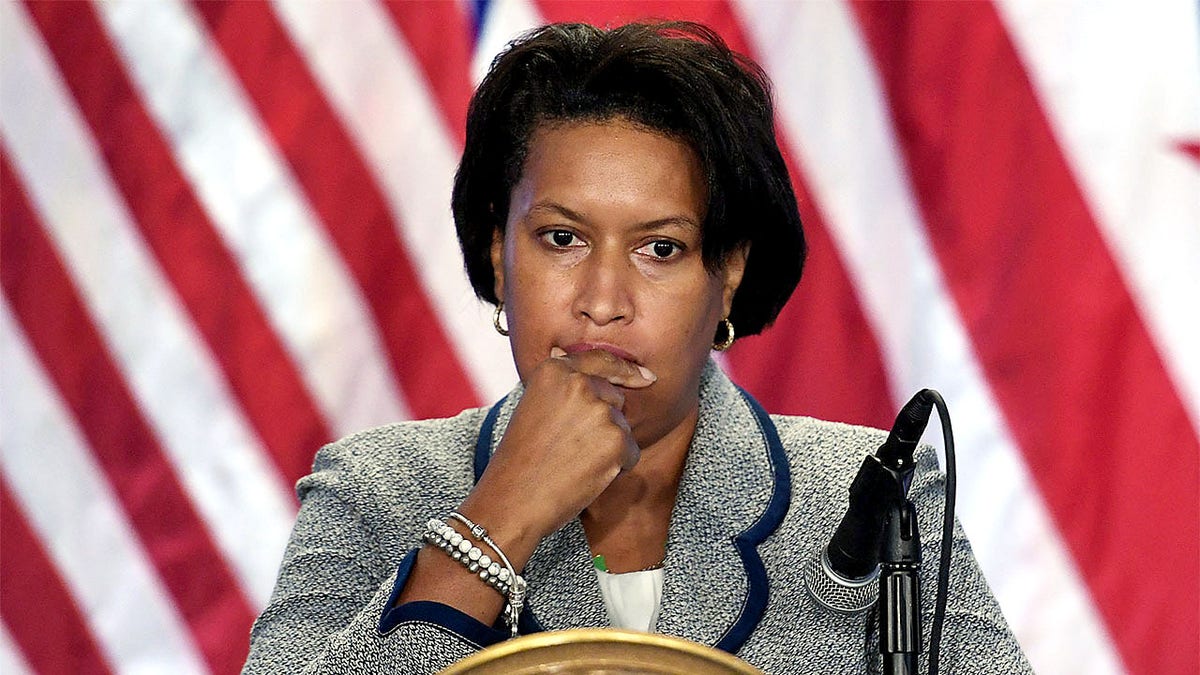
[522, 519, 608, 631]
[655, 363, 791, 654]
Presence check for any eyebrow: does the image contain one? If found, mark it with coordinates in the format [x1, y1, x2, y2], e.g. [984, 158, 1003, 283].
[527, 201, 701, 231]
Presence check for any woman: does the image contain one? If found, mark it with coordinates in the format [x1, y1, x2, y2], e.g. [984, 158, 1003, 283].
[243, 22, 1030, 673]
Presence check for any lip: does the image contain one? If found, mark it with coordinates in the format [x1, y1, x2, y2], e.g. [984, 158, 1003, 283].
[562, 342, 642, 365]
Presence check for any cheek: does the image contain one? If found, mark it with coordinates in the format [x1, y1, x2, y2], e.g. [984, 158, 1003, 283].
[503, 264, 571, 379]
[672, 274, 726, 327]
[643, 277, 726, 357]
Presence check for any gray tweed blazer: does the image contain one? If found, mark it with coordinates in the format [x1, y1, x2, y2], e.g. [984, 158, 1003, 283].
[243, 362, 1031, 674]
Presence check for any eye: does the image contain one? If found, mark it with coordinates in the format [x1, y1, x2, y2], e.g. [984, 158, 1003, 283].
[540, 229, 585, 248]
[636, 240, 684, 260]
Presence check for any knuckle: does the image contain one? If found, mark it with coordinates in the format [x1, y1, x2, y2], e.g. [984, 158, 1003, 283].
[624, 448, 641, 470]
[607, 406, 629, 429]
[606, 386, 625, 408]
[562, 369, 591, 394]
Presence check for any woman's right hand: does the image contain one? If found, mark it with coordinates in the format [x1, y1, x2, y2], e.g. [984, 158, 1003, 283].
[456, 347, 656, 570]
[394, 347, 654, 619]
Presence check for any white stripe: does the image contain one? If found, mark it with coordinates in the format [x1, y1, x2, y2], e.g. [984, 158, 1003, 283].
[272, 0, 518, 403]
[95, 0, 408, 434]
[996, 0, 1200, 438]
[0, 302, 206, 675]
[0, 621, 35, 675]
[472, 0, 544, 86]
[732, 2, 1125, 673]
[0, 1, 292, 607]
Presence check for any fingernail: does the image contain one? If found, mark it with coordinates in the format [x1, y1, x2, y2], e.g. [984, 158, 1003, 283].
[637, 365, 657, 382]
[550, 347, 567, 358]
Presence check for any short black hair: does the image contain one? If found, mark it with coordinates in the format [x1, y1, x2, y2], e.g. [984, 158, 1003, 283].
[452, 21, 805, 337]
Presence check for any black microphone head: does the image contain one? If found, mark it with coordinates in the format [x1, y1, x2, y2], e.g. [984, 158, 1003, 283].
[877, 390, 934, 471]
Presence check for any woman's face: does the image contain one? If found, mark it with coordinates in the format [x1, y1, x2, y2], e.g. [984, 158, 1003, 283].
[492, 119, 746, 448]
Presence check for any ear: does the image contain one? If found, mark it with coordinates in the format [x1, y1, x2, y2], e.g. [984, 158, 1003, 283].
[720, 244, 749, 317]
[490, 228, 506, 301]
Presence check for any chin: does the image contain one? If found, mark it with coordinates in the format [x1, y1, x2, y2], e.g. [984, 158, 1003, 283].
[625, 389, 690, 449]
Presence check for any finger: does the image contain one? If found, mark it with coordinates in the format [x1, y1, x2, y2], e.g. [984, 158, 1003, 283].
[607, 408, 641, 472]
[549, 347, 656, 388]
[538, 353, 627, 408]
[588, 375, 626, 410]
[620, 440, 641, 472]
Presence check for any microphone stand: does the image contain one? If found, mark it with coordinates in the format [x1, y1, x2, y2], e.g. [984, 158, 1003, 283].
[880, 499, 922, 674]
[873, 393, 931, 674]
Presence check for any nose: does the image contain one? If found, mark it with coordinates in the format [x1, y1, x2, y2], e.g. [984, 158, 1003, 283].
[573, 250, 633, 326]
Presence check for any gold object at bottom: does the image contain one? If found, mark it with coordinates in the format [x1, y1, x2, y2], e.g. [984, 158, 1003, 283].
[439, 628, 763, 674]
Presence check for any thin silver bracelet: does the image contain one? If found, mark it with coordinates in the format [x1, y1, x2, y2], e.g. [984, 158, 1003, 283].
[448, 511, 488, 540]
[448, 511, 526, 637]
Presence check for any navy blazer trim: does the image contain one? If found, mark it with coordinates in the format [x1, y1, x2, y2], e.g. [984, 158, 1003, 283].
[378, 549, 510, 647]
[380, 548, 537, 644]
[473, 396, 547, 634]
[474, 396, 506, 482]
[714, 387, 792, 654]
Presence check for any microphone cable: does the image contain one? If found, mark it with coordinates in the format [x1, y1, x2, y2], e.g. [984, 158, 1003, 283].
[925, 389, 955, 675]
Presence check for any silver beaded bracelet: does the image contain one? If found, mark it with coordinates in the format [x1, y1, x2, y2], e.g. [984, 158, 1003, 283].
[447, 512, 526, 637]
[422, 523, 511, 596]
[424, 516, 527, 637]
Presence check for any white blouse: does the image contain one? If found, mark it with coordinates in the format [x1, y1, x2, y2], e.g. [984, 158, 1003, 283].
[594, 567, 665, 632]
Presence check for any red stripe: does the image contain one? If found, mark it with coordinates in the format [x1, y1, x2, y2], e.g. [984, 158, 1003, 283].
[0, 475, 114, 675]
[379, 0, 475, 148]
[534, 0, 896, 427]
[191, 1, 482, 418]
[1178, 140, 1200, 164]
[23, 0, 329, 484]
[1, 152, 253, 674]
[850, 3, 1199, 673]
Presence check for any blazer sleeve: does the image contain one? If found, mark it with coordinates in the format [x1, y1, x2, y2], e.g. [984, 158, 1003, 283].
[902, 444, 1035, 675]
[241, 440, 485, 675]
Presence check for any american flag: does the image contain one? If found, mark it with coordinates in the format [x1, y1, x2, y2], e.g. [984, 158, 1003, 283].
[1, 1, 1196, 673]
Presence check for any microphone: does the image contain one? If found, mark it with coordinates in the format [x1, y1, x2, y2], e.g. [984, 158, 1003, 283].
[804, 391, 934, 613]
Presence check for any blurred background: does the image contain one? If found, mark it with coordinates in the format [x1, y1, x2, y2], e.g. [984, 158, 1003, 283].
[2, 1, 1197, 673]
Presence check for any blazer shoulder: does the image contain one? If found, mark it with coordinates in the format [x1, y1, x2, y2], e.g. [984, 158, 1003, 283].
[768, 414, 888, 466]
[298, 407, 489, 505]
[766, 412, 944, 508]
